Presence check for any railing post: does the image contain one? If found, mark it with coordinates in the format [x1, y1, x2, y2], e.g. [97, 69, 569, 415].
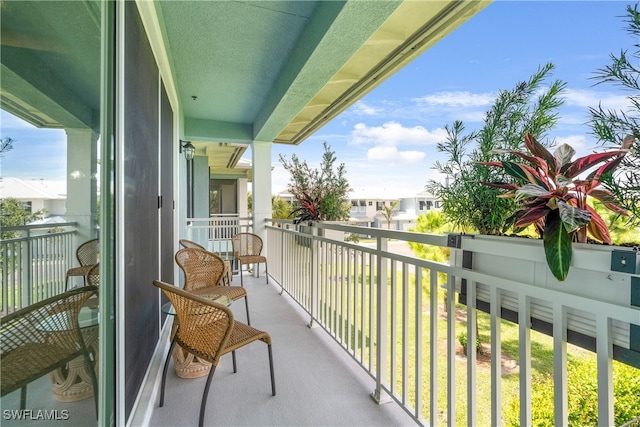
[371, 236, 391, 404]
[308, 226, 319, 328]
[21, 228, 32, 306]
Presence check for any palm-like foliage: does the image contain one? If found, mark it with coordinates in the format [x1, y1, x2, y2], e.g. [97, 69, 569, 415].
[379, 200, 399, 229]
[479, 132, 630, 281]
[290, 192, 322, 224]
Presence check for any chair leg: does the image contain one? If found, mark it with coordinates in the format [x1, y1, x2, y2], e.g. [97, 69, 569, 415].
[160, 339, 177, 407]
[198, 366, 217, 427]
[20, 386, 27, 410]
[239, 263, 244, 287]
[268, 344, 276, 396]
[265, 262, 269, 284]
[232, 350, 237, 373]
[82, 348, 99, 419]
[244, 296, 251, 325]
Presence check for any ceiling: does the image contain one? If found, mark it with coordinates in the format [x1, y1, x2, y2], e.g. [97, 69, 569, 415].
[154, 0, 491, 171]
[0, 0, 491, 174]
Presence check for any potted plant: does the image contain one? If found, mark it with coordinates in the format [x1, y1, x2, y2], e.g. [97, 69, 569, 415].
[478, 132, 632, 281]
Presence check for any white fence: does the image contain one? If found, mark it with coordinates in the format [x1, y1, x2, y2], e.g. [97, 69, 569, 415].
[265, 220, 640, 426]
[1, 223, 78, 314]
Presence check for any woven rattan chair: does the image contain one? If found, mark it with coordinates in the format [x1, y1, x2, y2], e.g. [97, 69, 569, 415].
[1, 286, 99, 415]
[231, 232, 268, 287]
[65, 238, 99, 289]
[179, 239, 232, 285]
[153, 280, 275, 427]
[175, 248, 251, 325]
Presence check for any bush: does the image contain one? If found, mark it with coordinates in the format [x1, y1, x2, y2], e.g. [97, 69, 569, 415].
[458, 331, 482, 355]
[427, 63, 566, 235]
[504, 359, 640, 426]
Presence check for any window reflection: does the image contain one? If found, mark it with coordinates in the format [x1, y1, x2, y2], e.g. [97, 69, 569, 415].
[1, 1, 104, 425]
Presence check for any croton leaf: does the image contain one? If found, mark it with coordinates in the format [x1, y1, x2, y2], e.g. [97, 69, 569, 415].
[515, 184, 551, 202]
[588, 188, 629, 216]
[553, 144, 576, 168]
[543, 209, 573, 281]
[557, 200, 591, 233]
[502, 161, 546, 186]
[479, 181, 520, 190]
[561, 150, 626, 178]
[525, 133, 557, 175]
[586, 154, 626, 187]
[585, 205, 611, 244]
[513, 204, 550, 231]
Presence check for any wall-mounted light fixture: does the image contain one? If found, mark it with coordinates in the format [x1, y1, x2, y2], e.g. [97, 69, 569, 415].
[179, 139, 195, 161]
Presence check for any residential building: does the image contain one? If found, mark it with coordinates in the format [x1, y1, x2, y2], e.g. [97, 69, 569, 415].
[0, 177, 67, 218]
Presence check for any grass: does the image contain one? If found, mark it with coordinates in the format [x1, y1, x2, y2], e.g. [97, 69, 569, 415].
[318, 259, 624, 426]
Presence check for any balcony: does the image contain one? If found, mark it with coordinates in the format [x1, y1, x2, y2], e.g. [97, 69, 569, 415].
[2, 220, 638, 426]
[142, 220, 639, 426]
[145, 273, 415, 427]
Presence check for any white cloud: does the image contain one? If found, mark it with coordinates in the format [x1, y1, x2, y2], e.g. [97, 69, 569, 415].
[350, 101, 382, 116]
[412, 91, 495, 108]
[563, 88, 629, 109]
[554, 135, 588, 154]
[366, 146, 425, 164]
[350, 121, 445, 146]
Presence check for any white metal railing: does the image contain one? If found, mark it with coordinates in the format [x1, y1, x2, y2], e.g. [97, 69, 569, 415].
[185, 215, 252, 272]
[1, 222, 78, 315]
[265, 219, 640, 427]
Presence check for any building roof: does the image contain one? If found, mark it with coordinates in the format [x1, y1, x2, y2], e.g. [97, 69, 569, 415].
[0, 177, 66, 200]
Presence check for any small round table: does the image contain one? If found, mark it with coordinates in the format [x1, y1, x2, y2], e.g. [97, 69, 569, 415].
[46, 298, 99, 402]
[162, 292, 231, 379]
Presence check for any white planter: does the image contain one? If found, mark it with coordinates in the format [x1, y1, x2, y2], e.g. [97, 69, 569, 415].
[452, 234, 640, 365]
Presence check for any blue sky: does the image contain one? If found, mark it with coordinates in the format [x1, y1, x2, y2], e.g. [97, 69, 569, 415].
[272, 0, 635, 198]
[1, 1, 635, 200]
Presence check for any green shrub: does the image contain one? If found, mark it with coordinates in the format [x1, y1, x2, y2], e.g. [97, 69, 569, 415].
[458, 331, 482, 355]
[504, 359, 640, 426]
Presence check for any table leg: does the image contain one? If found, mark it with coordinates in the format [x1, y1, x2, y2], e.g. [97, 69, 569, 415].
[169, 323, 212, 378]
[49, 325, 99, 402]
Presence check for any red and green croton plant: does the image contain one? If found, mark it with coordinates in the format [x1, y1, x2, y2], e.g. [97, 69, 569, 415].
[479, 132, 632, 281]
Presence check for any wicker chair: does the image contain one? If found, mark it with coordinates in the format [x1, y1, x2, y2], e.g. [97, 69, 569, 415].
[175, 248, 251, 325]
[65, 238, 99, 290]
[179, 239, 232, 285]
[153, 280, 275, 427]
[231, 232, 268, 287]
[1, 286, 99, 415]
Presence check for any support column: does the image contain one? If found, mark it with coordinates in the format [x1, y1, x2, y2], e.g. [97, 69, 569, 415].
[65, 128, 98, 243]
[251, 140, 272, 276]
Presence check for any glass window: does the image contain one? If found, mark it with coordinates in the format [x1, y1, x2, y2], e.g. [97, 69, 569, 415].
[0, 1, 114, 424]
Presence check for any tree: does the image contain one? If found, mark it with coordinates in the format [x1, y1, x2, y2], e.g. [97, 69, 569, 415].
[279, 142, 351, 221]
[427, 63, 566, 235]
[589, 3, 640, 226]
[379, 200, 399, 229]
[271, 196, 291, 220]
[1, 198, 47, 239]
[0, 137, 14, 156]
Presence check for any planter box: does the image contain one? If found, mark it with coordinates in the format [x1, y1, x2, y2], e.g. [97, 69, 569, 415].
[452, 234, 640, 368]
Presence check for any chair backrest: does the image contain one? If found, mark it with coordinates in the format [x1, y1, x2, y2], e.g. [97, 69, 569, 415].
[76, 238, 99, 266]
[179, 239, 206, 250]
[175, 248, 226, 292]
[86, 263, 100, 287]
[153, 280, 232, 365]
[231, 233, 263, 257]
[1, 286, 98, 396]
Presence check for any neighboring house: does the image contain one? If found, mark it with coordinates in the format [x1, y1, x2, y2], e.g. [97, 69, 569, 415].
[348, 191, 442, 231]
[349, 192, 399, 227]
[0, 177, 66, 217]
[399, 190, 441, 217]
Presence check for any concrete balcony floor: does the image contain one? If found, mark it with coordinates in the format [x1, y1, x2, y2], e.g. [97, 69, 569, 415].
[149, 273, 416, 427]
